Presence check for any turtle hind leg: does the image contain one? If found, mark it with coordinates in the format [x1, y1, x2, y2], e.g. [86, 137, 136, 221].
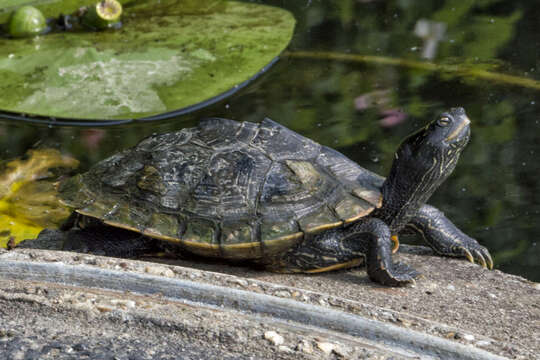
[267, 218, 418, 286]
[62, 226, 159, 258]
[16, 229, 66, 251]
[263, 226, 367, 274]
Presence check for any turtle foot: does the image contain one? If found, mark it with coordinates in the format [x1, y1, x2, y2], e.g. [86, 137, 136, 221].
[368, 261, 419, 287]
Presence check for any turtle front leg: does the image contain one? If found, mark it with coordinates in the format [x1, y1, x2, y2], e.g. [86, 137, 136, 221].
[269, 218, 418, 286]
[352, 218, 419, 286]
[407, 205, 493, 269]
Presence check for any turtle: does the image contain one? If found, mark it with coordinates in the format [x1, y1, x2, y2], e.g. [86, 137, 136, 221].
[36, 107, 493, 286]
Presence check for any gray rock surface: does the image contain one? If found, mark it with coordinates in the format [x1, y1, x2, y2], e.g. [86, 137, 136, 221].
[0, 246, 538, 359]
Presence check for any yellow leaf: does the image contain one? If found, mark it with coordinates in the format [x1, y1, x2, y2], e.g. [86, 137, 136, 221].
[0, 149, 79, 247]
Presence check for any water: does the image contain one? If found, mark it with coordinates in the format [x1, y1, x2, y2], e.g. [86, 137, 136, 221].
[1, 0, 538, 281]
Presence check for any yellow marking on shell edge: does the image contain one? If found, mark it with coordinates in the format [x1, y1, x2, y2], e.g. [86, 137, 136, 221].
[143, 229, 182, 243]
[305, 258, 363, 273]
[391, 235, 399, 253]
[73, 209, 304, 251]
[351, 188, 383, 208]
[265, 232, 304, 243]
[180, 232, 304, 250]
[75, 209, 96, 217]
[102, 220, 140, 233]
[179, 240, 256, 250]
[343, 208, 374, 224]
[304, 221, 343, 234]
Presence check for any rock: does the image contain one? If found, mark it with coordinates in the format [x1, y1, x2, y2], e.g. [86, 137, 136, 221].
[110, 299, 136, 309]
[475, 340, 492, 347]
[230, 278, 248, 287]
[278, 345, 294, 353]
[144, 265, 174, 278]
[296, 339, 313, 354]
[273, 290, 291, 298]
[333, 344, 352, 358]
[454, 332, 475, 341]
[264, 331, 284, 346]
[316, 341, 336, 354]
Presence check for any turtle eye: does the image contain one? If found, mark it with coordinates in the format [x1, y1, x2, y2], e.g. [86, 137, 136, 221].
[437, 116, 451, 127]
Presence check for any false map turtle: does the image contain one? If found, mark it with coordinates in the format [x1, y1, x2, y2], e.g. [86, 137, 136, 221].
[44, 107, 492, 286]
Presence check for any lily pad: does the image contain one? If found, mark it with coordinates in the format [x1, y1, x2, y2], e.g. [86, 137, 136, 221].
[0, 149, 78, 247]
[0, 0, 295, 122]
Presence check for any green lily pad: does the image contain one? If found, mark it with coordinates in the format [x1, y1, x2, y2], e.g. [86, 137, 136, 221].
[0, 0, 295, 122]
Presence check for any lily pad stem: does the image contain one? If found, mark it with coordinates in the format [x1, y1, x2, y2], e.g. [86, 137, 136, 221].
[285, 51, 540, 91]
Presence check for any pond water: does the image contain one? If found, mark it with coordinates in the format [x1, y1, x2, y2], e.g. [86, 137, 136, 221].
[1, 0, 538, 281]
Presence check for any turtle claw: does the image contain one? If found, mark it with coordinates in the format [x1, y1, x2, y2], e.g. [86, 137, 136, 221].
[485, 252, 494, 270]
[459, 246, 475, 264]
[477, 246, 494, 270]
[473, 249, 487, 268]
[454, 244, 493, 270]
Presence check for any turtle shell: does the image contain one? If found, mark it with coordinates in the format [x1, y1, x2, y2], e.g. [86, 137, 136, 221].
[59, 118, 384, 259]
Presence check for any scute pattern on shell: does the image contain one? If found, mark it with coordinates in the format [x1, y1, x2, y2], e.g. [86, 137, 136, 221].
[60, 118, 383, 259]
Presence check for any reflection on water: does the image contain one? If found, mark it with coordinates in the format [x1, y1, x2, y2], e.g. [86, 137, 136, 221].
[1, 0, 538, 280]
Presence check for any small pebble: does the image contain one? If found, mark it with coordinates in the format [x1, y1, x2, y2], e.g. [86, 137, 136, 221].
[455, 332, 475, 341]
[110, 299, 136, 309]
[296, 339, 313, 354]
[278, 345, 294, 353]
[476, 340, 492, 347]
[144, 265, 174, 278]
[95, 305, 114, 313]
[273, 290, 291, 298]
[231, 278, 248, 287]
[264, 331, 284, 346]
[333, 344, 351, 358]
[316, 341, 336, 354]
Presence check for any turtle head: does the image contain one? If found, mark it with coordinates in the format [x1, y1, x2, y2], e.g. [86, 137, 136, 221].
[379, 107, 471, 231]
[397, 107, 471, 170]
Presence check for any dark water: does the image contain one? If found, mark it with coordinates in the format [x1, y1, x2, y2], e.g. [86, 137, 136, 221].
[1, 0, 538, 281]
